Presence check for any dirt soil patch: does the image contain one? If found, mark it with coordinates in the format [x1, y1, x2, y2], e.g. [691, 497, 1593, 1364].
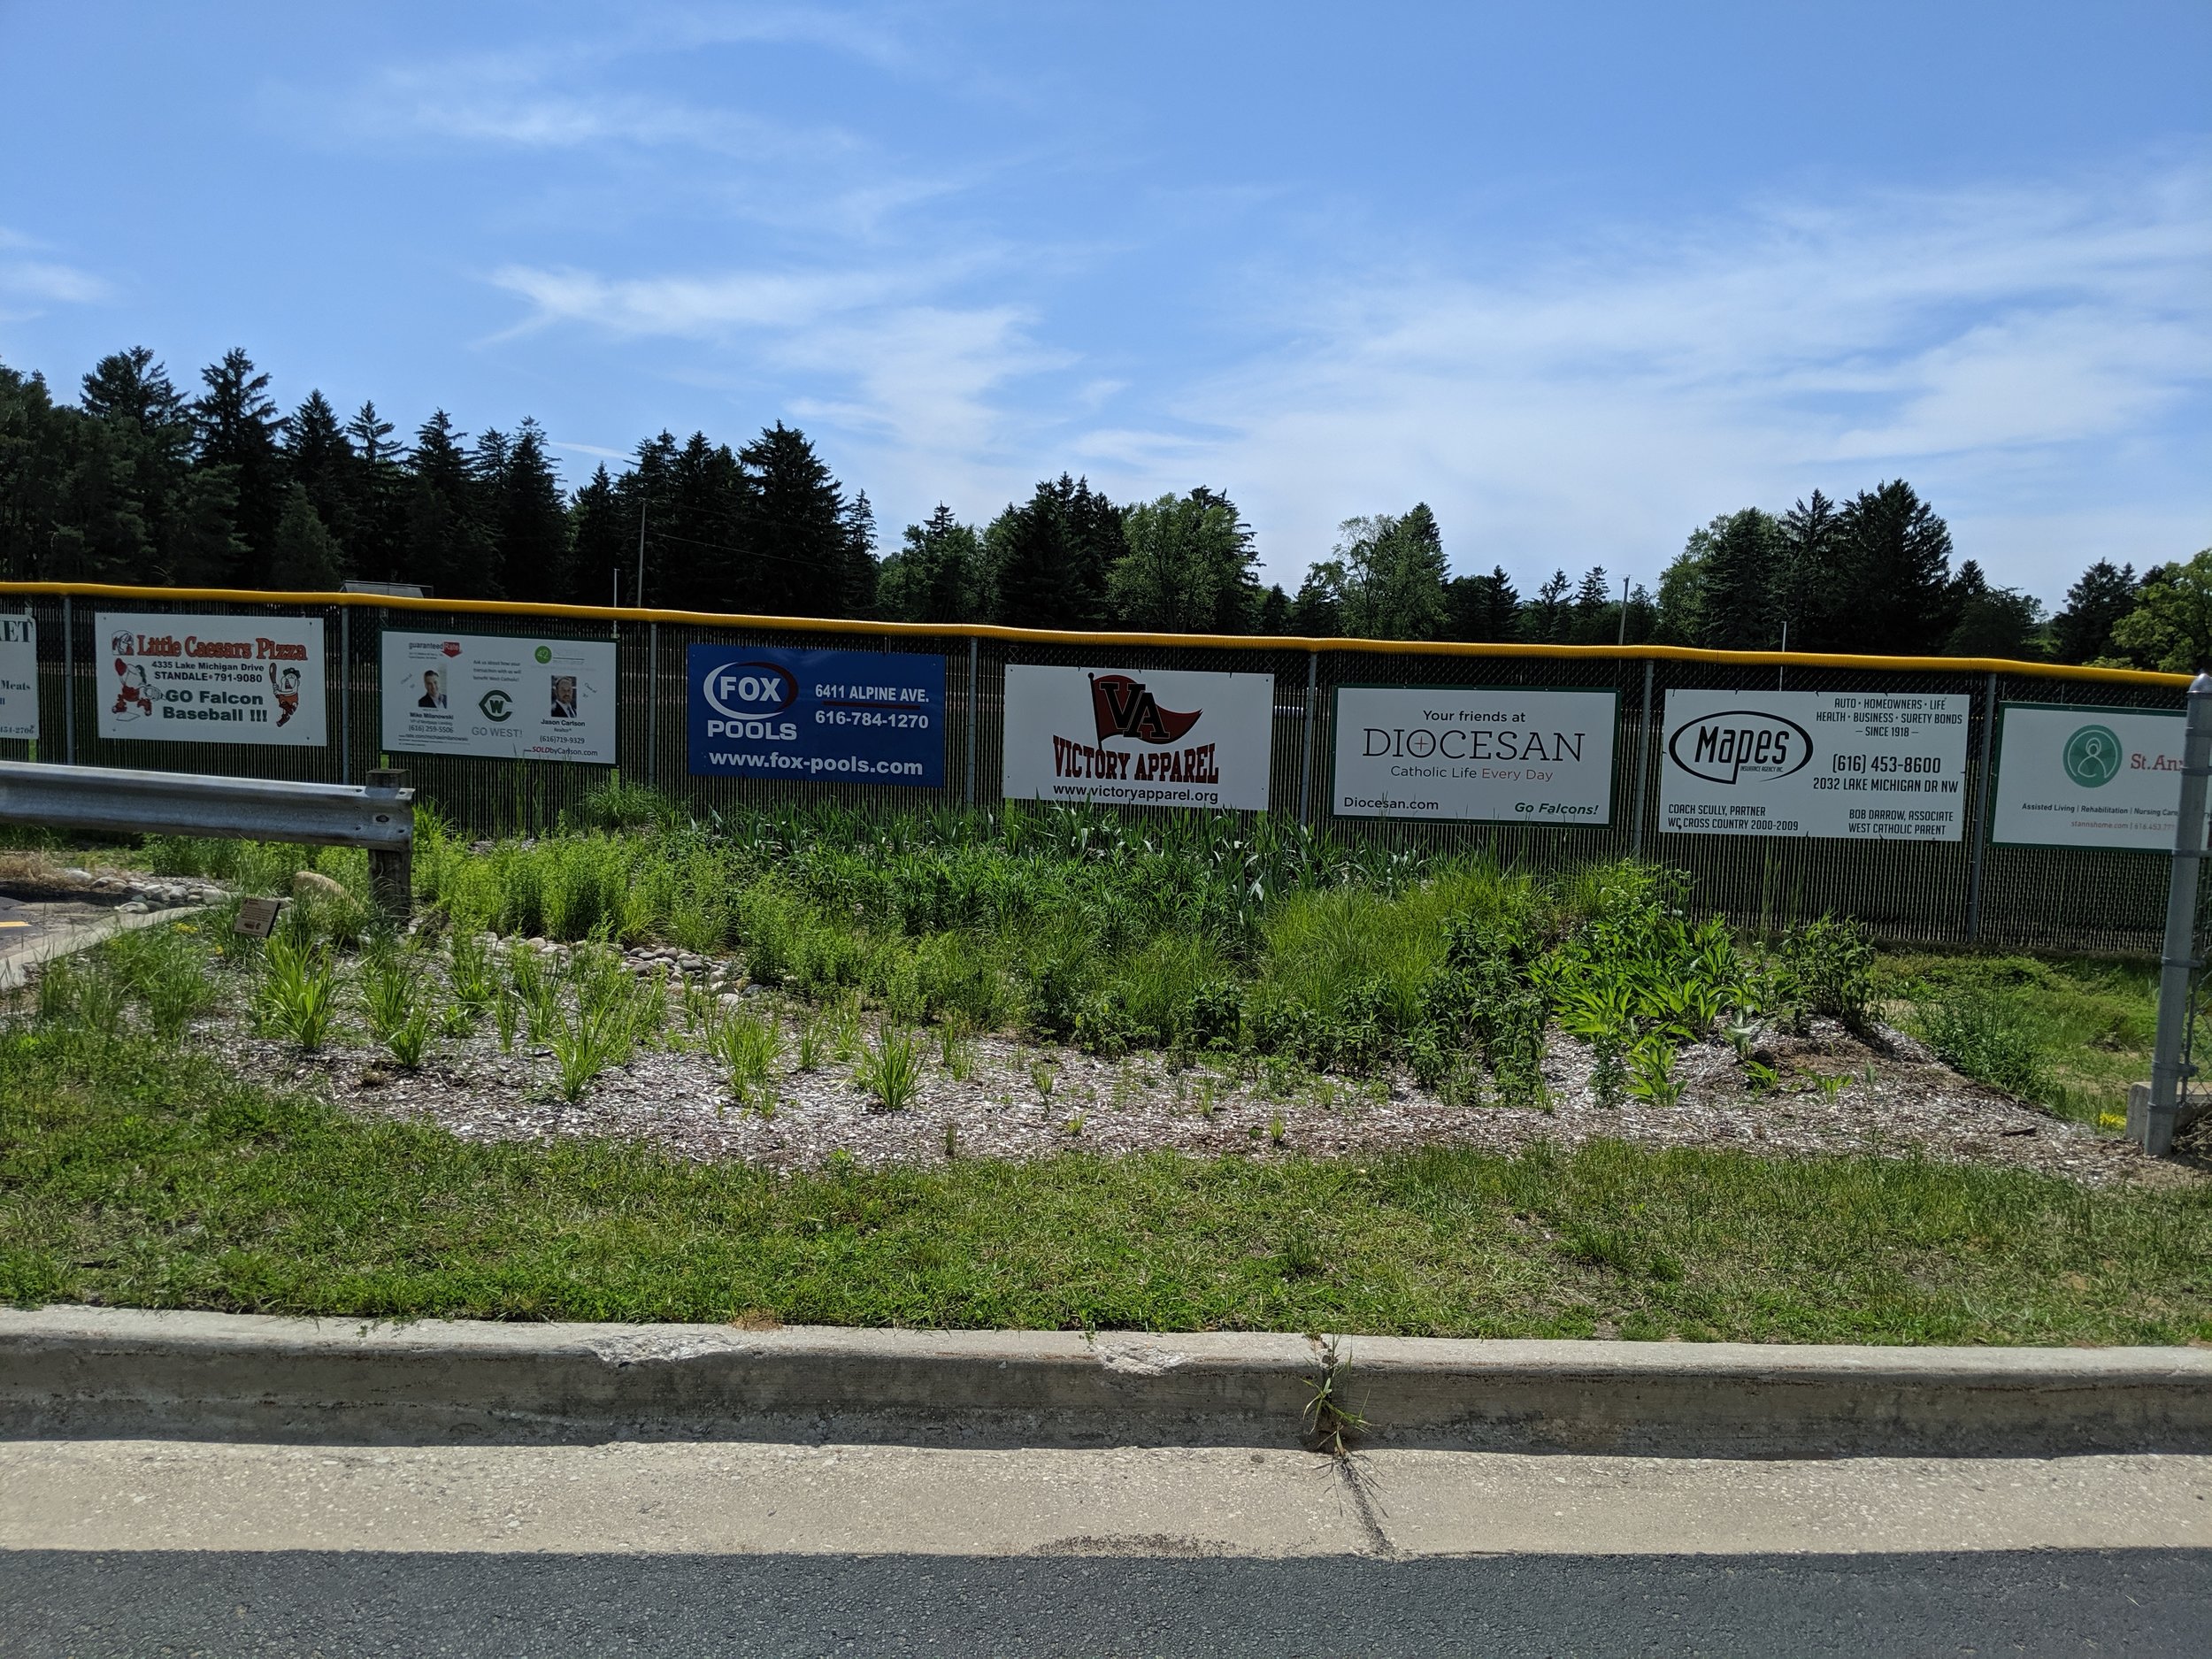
[201, 943, 2192, 1192]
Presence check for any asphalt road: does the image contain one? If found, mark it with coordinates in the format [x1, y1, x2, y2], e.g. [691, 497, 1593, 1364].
[4, 1442, 2206, 1656]
[6, 1547, 2207, 1657]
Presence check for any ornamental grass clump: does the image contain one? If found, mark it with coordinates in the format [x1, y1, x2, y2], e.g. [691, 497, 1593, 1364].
[255, 936, 340, 1052]
[854, 1025, 925, 1112]
[710, 1010, 783, 1111]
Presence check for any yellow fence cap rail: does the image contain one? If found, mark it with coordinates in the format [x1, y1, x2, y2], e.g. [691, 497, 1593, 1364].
[0, 579, 2188, 689]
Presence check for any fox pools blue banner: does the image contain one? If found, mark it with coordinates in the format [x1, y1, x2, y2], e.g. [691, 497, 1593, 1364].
[687, 644, 945, 787]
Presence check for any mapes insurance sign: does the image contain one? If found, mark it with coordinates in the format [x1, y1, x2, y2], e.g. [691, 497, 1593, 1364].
[1659, 688, 1970, 840]
[1001, 664, 1274, 810]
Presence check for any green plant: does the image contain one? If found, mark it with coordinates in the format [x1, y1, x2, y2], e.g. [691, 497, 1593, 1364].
[1625, 1038, 1686, 1107]
[854, 1026, 925, 1112]
[711, 1010, 784, 1110]
[447, 932, 499, 1015]
[106, 924, 219, 1041]
[1302, 1337, 1365, 1456]
[1782, 916, 1876, 1028]
[545, 996, 635, 1103]
[510, 948, 560, 1041]
[1916, 992, 2051, 1098]
[795, 1009, 826, 1071]
[255, 937, 340, 1052]
[493, 985, 520, 1053]
[1744, 1059, 1781, 1094]
[939, 1016, 978, 1081]
[1064, 1111, 1085, 1136]
[1030, 1058, 1056, 1099]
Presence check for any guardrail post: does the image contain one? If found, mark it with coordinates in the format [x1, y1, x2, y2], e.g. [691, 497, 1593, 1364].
[365, 767, 413, 922]
[2141, 671, 2212, 1155]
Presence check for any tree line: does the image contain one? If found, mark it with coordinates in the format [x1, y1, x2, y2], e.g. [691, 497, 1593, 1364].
[2, 345, 2201, 666]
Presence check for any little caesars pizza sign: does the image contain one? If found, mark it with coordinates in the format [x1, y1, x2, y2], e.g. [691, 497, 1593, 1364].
[1660, 690, 1970, 840]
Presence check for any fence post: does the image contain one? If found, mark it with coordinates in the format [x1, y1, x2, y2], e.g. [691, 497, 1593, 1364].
[338, 605, 350, 786]
[647, 621, 658, 788]
[61, 594, 74, 765]
[2141, 671, 2212, 1156]
[1298, 651, 1318, 824]
[365, 766, 413, 922]
[964, 636, 979, 809]
[1965, 671, 1996, 942]
[1632, 659, 1654, 857]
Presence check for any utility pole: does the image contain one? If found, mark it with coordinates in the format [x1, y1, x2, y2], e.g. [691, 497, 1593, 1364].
[635, 503, 647, 611]
[1617, 574, 1630, 647]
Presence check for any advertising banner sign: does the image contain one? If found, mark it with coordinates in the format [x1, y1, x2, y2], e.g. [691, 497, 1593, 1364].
[1002, 664, 1273, 811]
[687, 644, 944, 787]
[1331, 686, 1616, 823]
[1659, 688, 1970, 840]
[382, 631, 617, 763]
[96, 611, 324, 746]
[1990, 703, 2199, 850]
[0, 614, 35, 739]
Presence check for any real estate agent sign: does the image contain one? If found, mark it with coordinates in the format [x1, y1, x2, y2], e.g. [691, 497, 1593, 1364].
[1990, 703, 2200, 850]
[0, 614, 35, 739]
[687, 644, 944, 786]
[1331, 687, 1617, 823]
[1659, 688, 1970, 840]
[1001, 664, 1273, 810]
[381, 632, 618, 763]
[96, 611, 325, 746]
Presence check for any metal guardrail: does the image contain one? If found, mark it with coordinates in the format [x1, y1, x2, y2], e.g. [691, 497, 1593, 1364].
[0, 760, 415, 914]
[0, 761, 412, 847]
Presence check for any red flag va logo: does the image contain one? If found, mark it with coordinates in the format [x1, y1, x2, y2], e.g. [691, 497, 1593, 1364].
[1089, 674, 1202, 745]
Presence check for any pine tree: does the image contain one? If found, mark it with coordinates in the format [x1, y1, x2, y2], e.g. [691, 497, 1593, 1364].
[399, 411, 487, 596]
[282, 390, 357, 561]
[1775, 490, 1841, 649]
[1832, 480, 1955, 655]
[568, 465, 630, 608]
[270, 483, 346, 589]
[988, 475, 1124, 630]
[343, 402, 404, 584]
[1518, 570, 1572, 643]
[1286, 563, 1345, 636]
[489, 419, 571, 603]
[1694, 509, 1784, 649]
[1569, 565, 1617, 644]
[190, 349, 283, 585]
[1256, 584, 1291, 634]
[879, 504, 987, 624]
[2050, 560, 2138, 664]
[1445, 566, 1519, 641]
[740, 422, 865, 618]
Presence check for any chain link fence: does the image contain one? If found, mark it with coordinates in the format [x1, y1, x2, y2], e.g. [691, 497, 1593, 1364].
[1, 586, 2188, 954]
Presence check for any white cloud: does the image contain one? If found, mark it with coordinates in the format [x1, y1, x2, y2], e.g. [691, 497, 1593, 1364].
[1114, 166, 2212, 600]
[0, 227, 113, 319]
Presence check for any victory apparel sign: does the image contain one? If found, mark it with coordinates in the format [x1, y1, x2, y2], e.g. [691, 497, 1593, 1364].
[1001, 664, 1273, 810]
[381, 632, 617, 763]
[1331, 687, 1617, 823]
[0, 614, 34, 739]
[96, 612, 324, 746]
[1659, 689, 1970, 840]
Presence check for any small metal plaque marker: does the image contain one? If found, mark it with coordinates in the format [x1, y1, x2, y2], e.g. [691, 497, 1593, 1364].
[233, 897, 283, 939]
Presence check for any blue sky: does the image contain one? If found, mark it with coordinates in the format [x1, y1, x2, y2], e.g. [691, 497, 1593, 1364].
[3, 2, 2207, 605]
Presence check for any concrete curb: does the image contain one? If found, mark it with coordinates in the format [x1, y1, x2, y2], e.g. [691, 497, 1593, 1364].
[4, 1307, 2209, 1455]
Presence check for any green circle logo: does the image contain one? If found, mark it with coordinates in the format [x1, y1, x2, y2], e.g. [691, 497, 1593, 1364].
[2063, 724, 2123, 787]
[478, 688, 514, 723]
[534, 645, 553, 664]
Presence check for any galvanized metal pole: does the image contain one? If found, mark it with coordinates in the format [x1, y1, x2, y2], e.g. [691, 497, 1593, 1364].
[1964, 672, 1996, 942]
[61, 594, 74, 765]
[2141, 671, 2212, 1156]
[646, 621, 658, 788]
[1632, 659, 1654, 856]
[964, 636, 979, 808]
[1297, 651, 1318, 824]
[338, 606, 351, 785]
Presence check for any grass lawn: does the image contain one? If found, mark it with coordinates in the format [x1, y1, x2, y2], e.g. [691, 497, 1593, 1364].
[5, 1025, 2208, 1345]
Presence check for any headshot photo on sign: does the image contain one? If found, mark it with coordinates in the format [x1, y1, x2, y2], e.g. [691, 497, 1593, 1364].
[417, 670, 447, 710]
[549, 675, 579, 718]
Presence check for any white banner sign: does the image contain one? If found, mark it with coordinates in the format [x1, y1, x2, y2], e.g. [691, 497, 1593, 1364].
[0, 614, 34, 739]
[1660, 689, 1971, 840]
[382, 631, 618, 763]
[1332, 687, 1617, 823]
[1991, 703, 2198, 850]
[96, 611, 324, 745]
[1002, 664, 1274, 810]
